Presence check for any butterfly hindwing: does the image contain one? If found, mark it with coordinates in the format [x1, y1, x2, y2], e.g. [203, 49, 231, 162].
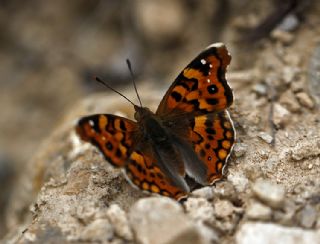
[125, 150, 188, 200]
[76, 114, 137, 167]
[156, 43, 232, 116]
[189, 111, 235, 183]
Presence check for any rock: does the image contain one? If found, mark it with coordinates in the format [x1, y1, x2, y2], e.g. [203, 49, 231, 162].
[214, 199, 234, 219]
[233, 143, 247, 158]
[129, 197, 206, 244]
[212, 181, 239, 203]
[106, 204, 133, 241]
[277, 14, 300, 32]
[191, 186, 214, 200]
[298, 204, 317, 228]
[246, 200, 272, 220]
[80, 219, 114, 242]
[282, 66, 300, 84]
[227, 171, 249, 192]
[184, 197, 214, 223]
[252, 179, 285, 208]
[279, 90, 301, 112]
[236, 222, 320, 244]
[295, 92, 315, 109]
[308, 44, 320, 106]
[253, 83, 267, 96]
[273, 102, 290, 128]
[290, 138, 320, 161]
[258, 132, 273, 144]
[271, 29, 294, 44]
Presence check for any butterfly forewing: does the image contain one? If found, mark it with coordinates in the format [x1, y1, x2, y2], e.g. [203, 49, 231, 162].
[76, 114, 137, 167]
[156, 43, 232, 116]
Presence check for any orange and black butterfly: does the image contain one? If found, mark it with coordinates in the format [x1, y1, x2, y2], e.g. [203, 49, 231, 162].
[76, 43, 235, 200]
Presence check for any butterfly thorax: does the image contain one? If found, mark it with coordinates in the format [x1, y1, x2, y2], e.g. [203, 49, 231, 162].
[134, 106, 169, 143]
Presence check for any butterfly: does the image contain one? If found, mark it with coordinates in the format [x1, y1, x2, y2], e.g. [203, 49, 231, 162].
[76, 43, 235, 200]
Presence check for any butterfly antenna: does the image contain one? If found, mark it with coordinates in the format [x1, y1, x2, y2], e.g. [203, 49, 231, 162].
[126, 59, 143, 107]
[94, 76, 135, 106]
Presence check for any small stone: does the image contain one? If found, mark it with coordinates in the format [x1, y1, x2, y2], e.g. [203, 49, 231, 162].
[253, 83, 267, 96]
[184, 198, 214, 223]
[214, 199, 234, 219]
[236, 222, 320, 244]
[290, 138, 320, 161]
[273, 102, 290, 128]
[299, 204, 317, 228]
[191, 186, 214, 199]
[227, 171, 249, 192]
[80, 219, 114, 242]
[252, 179, 285, 208]
[258, 132, 273, 144]
[295, 92, 315, 109]
[279, 90, 301, 112]
[233, 143, 248, 158]
[271, 29, 294, 44]
[282, 66, 300, 84]
[106, 204, 133, 240]
[212, 181, 238, 202]
[277, 14, 300, 32]
[129, 197, 204, 244]
[246, 200, 272, 220]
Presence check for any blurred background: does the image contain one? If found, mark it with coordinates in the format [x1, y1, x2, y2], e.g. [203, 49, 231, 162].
[0, 0, 317, 238]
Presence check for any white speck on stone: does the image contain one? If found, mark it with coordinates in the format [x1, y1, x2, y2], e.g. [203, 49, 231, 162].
[236, 222, 320, 244]
[201, 59, 206, 65]
[252, 179, 285, 208]
[89, 120, 94, 126]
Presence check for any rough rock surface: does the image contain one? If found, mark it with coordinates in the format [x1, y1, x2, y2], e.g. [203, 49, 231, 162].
[1, 1, 320, 244]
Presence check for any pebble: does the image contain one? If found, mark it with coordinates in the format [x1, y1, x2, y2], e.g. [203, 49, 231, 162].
[279, 90, 301, 112]
[299, 204, 317, 228]
[233, 143, 248, 158]
[191, 186, 214, 200]
[80, 219, 114, 242]
[271, 29, 294, 44]
[252, 179, 285, 209]
[273, 102, 290, 128]
[277, 14, 300, 32]
[236, 222, 320, 244]
[212, 181, 238, 202]
[258, 132, 273, 144]
[282, 66, 300, 84]
[308, 44, 320, 105]
[227, 171, 249, 192]
[214, 199, 234, 219]
[129, 197, 206, 244]
[246, 200, 272, 220]
[253, 83, 267, 96]
[106, 204, 133, 240]
[295, 92, 315, 109]
[184, 197, 215, 223]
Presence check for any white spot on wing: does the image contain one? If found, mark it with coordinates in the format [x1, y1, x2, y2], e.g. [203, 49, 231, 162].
[201, 59, 206, 65]
[89, 120, 94, 126]
[207, 79, 211, 83]
[209, 64, 213, 68]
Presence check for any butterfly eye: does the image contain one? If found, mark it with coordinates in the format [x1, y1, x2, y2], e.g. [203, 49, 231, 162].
[134, 111, 140, 121]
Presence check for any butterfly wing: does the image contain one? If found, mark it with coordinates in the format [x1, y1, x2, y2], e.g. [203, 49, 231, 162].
[156, 43, 232, 116]
[76, 114, 188, 199]
[125, 150, 188, 200]
[189, 111, 235, 184]
[76, 114, 137, 167]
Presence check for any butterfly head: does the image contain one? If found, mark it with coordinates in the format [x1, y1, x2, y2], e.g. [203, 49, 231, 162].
[134, 105, 153, 122]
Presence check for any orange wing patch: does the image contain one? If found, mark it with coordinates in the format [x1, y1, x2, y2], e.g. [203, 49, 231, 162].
[76, 114, 137, 167]
[190, 110, 235, 184]
[156, 43, 233, 116]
